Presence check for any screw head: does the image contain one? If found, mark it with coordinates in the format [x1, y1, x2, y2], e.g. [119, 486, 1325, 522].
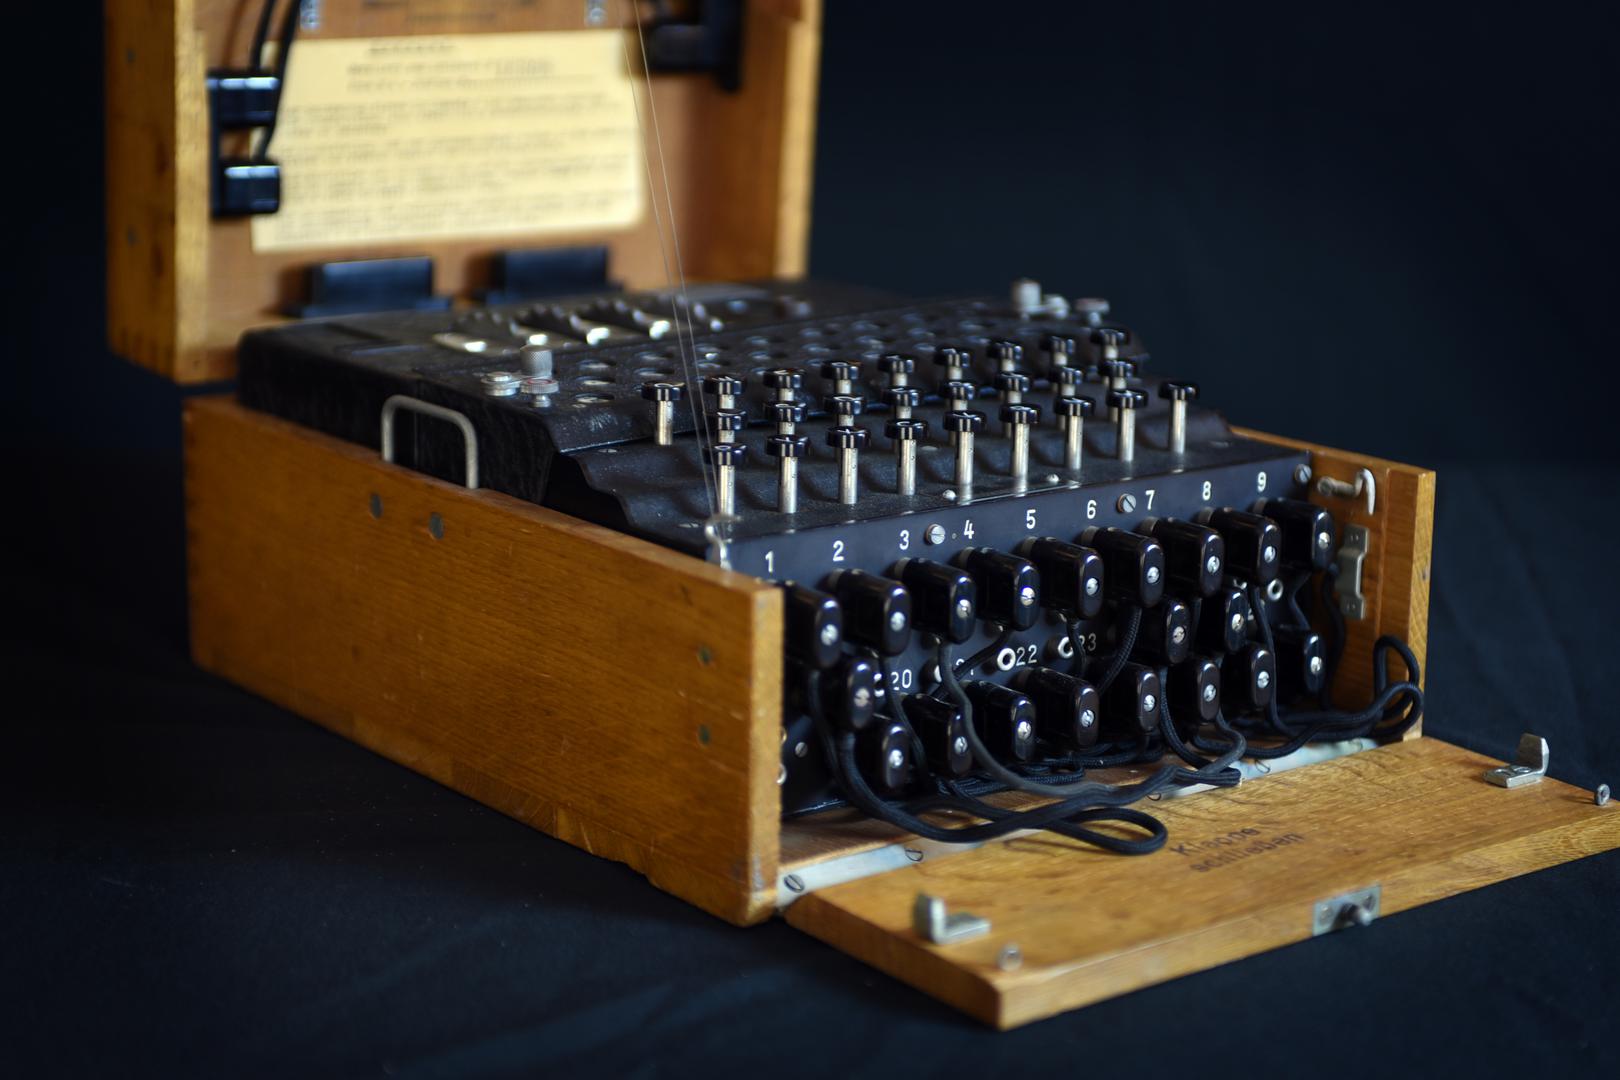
[1309, 655, 1325, 676]
[1085, 577, 1100, 596]
[1203, 683, 1218, 703]
[1145, 566, 1161, 585]
[1018, 585, 1037, 607]
[1117, 493, 1138, 514]
[481, 371, 521, 396]
[953, 736, 969, 756]
[1172, 625, 1187, 644]
[1231, 612, 1246, 632]
[1262, 545, 1278, 564]
[889, 611, 908, 633]
[925, 523, 947, 545]
[1079, 709, 1096, 728]
[1597, 784, 1611, 807]
[1317, 531, 1332, 550]
[1206, 555, 1222, 575]
[1255, 671, 1271, 690]
[1015, 719, 1033, 742]
[819, 623, 840, 647]
[1142, 694, 1157, 712]
[853, 687, 872, 709]
[1294, 464, 1313, 486]
[956, 597, 974, 619]
[887, 748, 906, 770]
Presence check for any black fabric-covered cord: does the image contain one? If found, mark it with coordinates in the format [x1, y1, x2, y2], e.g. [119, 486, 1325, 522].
[250, 0, 281, 68]
[253, 0, 304, 160]
[1089, 605, 1143, 693]
[807, 669, 1166, 852]
[936, 640, 1179, 800]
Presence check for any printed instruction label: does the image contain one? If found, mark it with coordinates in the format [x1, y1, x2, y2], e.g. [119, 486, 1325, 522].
[251, 30, 645, 252]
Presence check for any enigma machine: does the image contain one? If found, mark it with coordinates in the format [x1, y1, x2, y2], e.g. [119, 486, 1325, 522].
[108, 0, 1618, 1029]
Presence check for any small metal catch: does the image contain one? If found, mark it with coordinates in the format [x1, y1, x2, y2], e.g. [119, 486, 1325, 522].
[913, 893, 990, 945]
[1334, 525, 1369, 620]
[1483, 733, 1550, 788]
[1312, 884, 1381, 936]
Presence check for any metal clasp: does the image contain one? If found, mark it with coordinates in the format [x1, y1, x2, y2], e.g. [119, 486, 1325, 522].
[1483, 733, 1550, 788]
[913, 894, 990, 944]
[380, 395, 480, 490]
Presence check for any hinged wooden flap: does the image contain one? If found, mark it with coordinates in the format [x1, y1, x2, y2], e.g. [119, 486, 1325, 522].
[782, 738, 1620, 1029]
[106, 0, 821, 383]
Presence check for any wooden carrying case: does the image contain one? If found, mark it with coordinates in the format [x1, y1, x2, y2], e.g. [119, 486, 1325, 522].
[109, 0, 1620, 1029]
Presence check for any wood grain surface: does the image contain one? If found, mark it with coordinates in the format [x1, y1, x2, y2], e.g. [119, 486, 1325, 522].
[784, 737, 1620, 1028]
[184, 396, 784, 924]
[107, 0, 823, 382]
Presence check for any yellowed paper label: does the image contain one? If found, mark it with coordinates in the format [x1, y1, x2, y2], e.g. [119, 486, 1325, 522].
[250, 31, 644, 253]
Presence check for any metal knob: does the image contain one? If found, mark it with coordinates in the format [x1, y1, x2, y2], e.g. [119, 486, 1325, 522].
[877, 353, 917, 388]
[1040, 333, 1076, 376]
[942, 379, 979, 407]
[1158, 380, 1199, 454]
[1055, 395, 1095, 472]
[1073, 297, 1110, 327]
[886, 418, 928, 496]
[882, 385, 921, 421]
[933, 346, 971, 382]
[818, 360, 860, 400]
[1108, 388, 1147, 462]
[640, 381, 685, 446]
[987, 339, 1023, 373]
[764, 367, 803, 404]
[1100, 358, 1137, 420]
[702, 374, 746, 413]
[945, 410, 985, 492]
[709, 407, 747, 444]
[1091, 326, 1127, 362]
[767, 400, 806, 436]
[826, 426, 870, 505]
[994, 371, 1031, 405]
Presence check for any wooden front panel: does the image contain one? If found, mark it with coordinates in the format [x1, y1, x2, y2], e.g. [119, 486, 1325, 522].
[108, 0, 823, 383]
[784, 738, 1620, 1028]
[183, 396, 783, 924]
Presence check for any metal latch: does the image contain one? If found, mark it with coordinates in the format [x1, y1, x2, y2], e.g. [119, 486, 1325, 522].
[1312, 884, 1381, 935]
[1334, 524, 1369, 620]
[913, 894, 990, 944]
[1483, 733, 1550, 788]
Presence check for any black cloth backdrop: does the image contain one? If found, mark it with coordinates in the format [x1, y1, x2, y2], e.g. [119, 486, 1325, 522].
[5, 3, 1617, 1076]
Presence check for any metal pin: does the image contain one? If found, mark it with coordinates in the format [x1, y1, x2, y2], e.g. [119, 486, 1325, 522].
[1001, 403, 1040, 485]
[767, 434, 808, 513]
[1159, 381, 1199, 454]
[827, 426, 869, 505]
[1057, 395, 1094, 471]
[708, 443, 747, 517]
[1109, 389, 1145, 462]
[887, 419, 927, 497]
[945, 411, 984, 492]
[640, 381, 684, 446]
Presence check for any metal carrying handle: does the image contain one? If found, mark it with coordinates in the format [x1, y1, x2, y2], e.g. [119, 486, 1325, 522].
[379, 395, 479, 490]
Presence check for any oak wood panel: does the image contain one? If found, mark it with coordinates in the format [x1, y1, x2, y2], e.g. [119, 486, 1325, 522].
[784, 737, 1620, 1028]
[184, 396, 783, 924]
[1236, 428, 1435, 728]
[108, 0, 823, 383]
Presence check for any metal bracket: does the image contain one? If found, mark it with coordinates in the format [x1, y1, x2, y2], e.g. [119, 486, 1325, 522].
[1312, 884, 1381, 935]
[380, 395, 479, 490]
[913, 894, 990, 944]
[1483, 733, 1550, 788]
[1334, 524, 1369, 620]
[1317, 466, 1377, 516]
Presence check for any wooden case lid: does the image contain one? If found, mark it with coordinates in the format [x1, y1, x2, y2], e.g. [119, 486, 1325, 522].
[106, 0, 821, 384]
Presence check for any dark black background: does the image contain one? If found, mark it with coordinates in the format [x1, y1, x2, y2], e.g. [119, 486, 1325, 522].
[5, 2, 1618, 1076]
